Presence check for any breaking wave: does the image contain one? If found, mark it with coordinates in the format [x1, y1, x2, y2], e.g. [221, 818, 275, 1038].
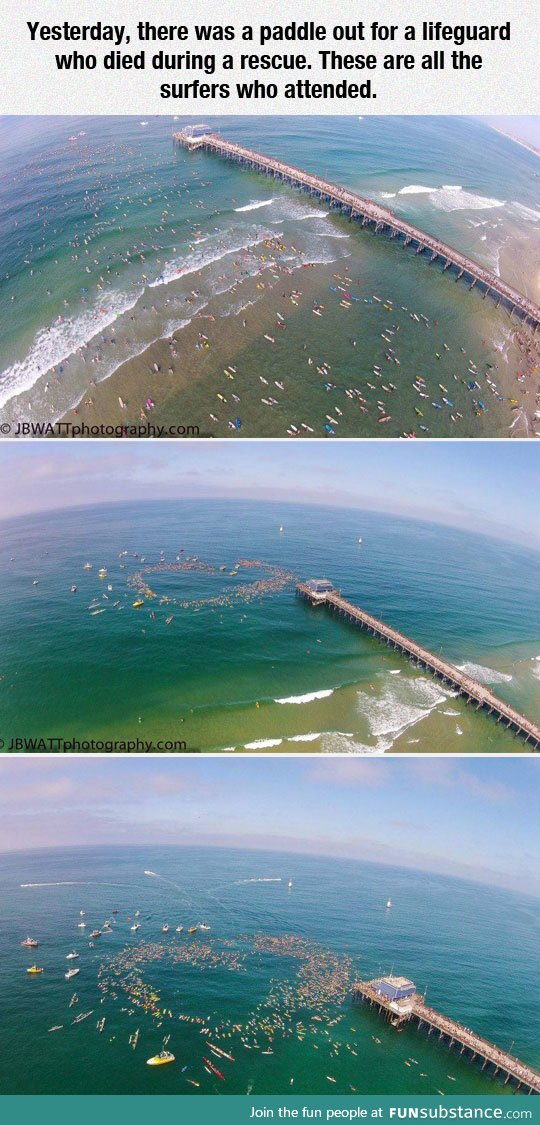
[458, 662, 513, 684]
[234, 199, 274, 212]
[275, 689, 334, 704]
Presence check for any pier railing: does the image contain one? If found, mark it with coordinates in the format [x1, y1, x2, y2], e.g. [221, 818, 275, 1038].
[295, 582, 540, 748]
[174, 131, 540, 330]
[353, 981, 540, 1094]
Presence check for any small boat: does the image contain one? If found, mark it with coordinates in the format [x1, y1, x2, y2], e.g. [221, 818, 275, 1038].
[83, 563, 93, 570]
[21, 936, 39, 948]
[187, 926, 197, 934]
[72, 1010, 93, 1024]
[77, 922, 86, 928]
[66, 951, 79, 960]
[175, 925, 184, 932]
[89, 930, 102, 939]
[131, 923, 140, 931]
[97, 1017, 106, 1032]
[147, 1051, 175, 1067]
[133, 600, 144, 608]
[48, 1025, 63, 1032]
[69, 993, 78, 1007]
[162, 924, 170, 933]
[165, 615, 174, 625]
[288, 880, 293, 889]
[65, 967, 80, 980]
[199, 924, 210, 931]
[386, 898, 392, 909]
[98, 568, 107, 578]
[203, 1057, 225, 1081]
[27, 965, 43, 974]
[71, 585, 78, 593]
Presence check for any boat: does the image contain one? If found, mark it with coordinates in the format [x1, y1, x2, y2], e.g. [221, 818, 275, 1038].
[162, 924, 170, 933]
[288, 880, 293, 889]
[98, 568, 107, 578]
[386, 898, 392, 909]
[77, 922, 86, 928]
[65, 967, 80, 980]
[66, 951, 79, 959]
[187, 926, 197, 934]
[199, 924, 210, 931]
[97, 1017, 106, 1032]
[130, 1028, 140, 1049]
[131, 923, 140, 931]
[83, 563, 93, 570]
[48, 1025, 63, 1032]
[89, 930, 102, 939]
[26, 965, 43, 974]
[146, 1051, 175, 1066]
[21, 936, 39, 947]
[133, 600, 144, 608]
[72, 1010, 93, 1024]
[203, 1057, 225, 1081]
[71, 585, 77, 593]
[175, 925, 184, 933]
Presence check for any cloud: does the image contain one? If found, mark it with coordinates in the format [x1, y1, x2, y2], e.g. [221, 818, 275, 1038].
[306, 760, 386, 788]
[406, 759, 515, 804]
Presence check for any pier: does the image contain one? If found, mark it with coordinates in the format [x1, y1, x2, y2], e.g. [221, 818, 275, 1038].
[173, 127, 540, 331]
[353, 977, 540, 1094]
[295, 580, 540, 749]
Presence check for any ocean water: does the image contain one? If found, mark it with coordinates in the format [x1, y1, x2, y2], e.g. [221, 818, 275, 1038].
[0, 845, 538, 1095]
[0, 116, 538, 436]
[1, 499, 539, 753]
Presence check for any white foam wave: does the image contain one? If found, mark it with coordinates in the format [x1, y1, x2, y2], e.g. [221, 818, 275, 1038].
[244, 738, 283, 749]
[355, 676, 450, 751]
[0, 288, 140, 411]
[398, 185, 434, 195]
[275, 689, 334, 704]
[395, 183, 505, 212]
[149, 231, 270, 288]
[458, 662, 512, 684]
[234, 199, 274, 212]
[511, 201, 540, 223]
[287, 732, 322, 742]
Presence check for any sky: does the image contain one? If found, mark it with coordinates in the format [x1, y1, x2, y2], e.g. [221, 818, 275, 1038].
[479, 115, 540, 150]
[0, 756, 538, 897]
[0, 440, 539, 549]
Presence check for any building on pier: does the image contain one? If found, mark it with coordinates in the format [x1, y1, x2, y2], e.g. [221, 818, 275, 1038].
[353, 977, 540, 1094]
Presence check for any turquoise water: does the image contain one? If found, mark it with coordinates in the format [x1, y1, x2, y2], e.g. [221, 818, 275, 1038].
[1, 499, 539, 752]
[0, 116, 538, 436]
[0, 845, 538, 1095]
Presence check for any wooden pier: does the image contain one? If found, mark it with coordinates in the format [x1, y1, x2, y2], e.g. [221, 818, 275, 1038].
[173, 129, 540, 331]
[295, 581, 540, 749]
[353, 979, 540, 1094]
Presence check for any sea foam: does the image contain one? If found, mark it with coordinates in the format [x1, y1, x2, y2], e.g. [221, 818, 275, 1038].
[275, 689, 334, 704]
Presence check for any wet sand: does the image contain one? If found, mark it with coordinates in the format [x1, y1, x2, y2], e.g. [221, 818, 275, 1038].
[61, 259, 332, 436]
[59, 239, 540, 440]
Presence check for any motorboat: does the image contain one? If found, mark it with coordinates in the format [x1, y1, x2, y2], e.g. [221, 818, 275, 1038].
[147, 1051, 175, 1066]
